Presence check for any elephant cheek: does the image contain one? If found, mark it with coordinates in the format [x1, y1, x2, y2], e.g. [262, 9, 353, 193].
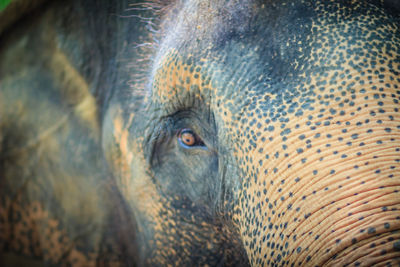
[233, 108, 400, 265]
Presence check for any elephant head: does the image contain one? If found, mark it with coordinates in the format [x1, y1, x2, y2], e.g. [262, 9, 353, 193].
[0, 0, 398, 265]
[101, 0, 400, 266]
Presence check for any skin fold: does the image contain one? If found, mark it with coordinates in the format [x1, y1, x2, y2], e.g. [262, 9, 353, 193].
[1, 0, 400, 266]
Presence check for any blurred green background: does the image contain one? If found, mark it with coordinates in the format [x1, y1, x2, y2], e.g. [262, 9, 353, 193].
[0, 0, 12, 11]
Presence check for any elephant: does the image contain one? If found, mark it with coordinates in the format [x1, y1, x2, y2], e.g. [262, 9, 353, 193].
[0, 0, 400, 266]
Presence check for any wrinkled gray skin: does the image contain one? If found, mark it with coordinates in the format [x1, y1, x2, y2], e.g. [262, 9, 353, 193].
[1, 0, 400, 266]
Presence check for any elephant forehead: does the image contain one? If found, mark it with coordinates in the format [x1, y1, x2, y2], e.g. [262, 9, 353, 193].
[152, 1, 400, 115]
[228, 5, 400, 151]
[205, 2, 400, 139]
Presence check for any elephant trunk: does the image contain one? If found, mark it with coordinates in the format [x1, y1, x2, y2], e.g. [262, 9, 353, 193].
[233, 93, 400, 266]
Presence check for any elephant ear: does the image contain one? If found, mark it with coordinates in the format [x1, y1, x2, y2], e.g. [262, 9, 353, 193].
[0, 0, 139, 265]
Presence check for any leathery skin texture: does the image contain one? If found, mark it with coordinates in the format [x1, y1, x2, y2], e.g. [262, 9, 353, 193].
[113, 1, 400, 266]
[1, 0, 400, 266]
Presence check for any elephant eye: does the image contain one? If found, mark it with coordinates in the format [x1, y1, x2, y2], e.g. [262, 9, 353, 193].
[178, 128, 205, 148]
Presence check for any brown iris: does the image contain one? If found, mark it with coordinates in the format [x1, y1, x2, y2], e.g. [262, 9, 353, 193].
[179, 129, 196, 146]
